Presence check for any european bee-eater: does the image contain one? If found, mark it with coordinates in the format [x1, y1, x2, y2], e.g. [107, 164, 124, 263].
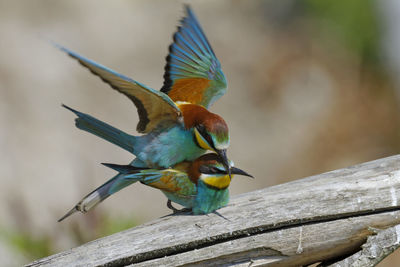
[58, 153, 253, 221]
[57, 6, 229, 169]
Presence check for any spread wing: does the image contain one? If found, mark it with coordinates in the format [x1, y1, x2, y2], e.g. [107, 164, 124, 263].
[55, 43, 182, 133]
[160, 5, 227, 108]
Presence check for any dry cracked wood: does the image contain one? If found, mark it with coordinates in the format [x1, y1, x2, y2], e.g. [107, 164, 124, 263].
[26, 154, 400, 266]
[323, 224, 400, 267]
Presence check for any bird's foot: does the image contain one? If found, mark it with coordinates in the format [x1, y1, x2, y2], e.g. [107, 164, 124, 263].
[167, 200, 191, 214]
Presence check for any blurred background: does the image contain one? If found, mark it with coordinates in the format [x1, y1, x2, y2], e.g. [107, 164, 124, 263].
[1, 0, 400, 265]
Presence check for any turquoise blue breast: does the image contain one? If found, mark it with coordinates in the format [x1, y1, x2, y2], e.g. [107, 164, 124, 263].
[192, 180, 229, 215]
[133, 126, 205, 168]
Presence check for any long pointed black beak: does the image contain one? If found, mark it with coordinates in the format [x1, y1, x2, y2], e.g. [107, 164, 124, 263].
[230, 167, 254, 178]
[216, 149, 231, 178]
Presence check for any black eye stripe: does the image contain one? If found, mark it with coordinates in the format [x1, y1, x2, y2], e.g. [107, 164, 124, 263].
[212, 167, 226, 174]
[196, 125, 207, 136]
[199, 165, 226, 175]
[196, 125, 214, 148]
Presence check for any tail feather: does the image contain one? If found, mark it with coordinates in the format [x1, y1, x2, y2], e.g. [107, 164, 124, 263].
[58, 206, 79, 222]
[58, 172, 139, 222]
[101, 163, 146, 174]
[62, 104, 136, 153]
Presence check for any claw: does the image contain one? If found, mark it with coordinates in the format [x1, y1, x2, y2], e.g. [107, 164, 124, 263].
[166, 200, 191, 214]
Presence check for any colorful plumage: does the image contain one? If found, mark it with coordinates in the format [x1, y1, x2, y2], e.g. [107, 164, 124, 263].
[56, 5, 229, 169]
[56, 6, 248, 221]
[58, 154, 253, 221]
[161, 6, 227, 108]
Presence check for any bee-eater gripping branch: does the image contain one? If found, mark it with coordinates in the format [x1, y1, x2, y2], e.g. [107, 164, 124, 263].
[56, 6, 231, 169]
[58, 153, 253, 221]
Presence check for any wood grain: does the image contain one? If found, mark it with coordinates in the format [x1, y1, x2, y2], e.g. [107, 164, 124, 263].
[323, 224, 400, 267]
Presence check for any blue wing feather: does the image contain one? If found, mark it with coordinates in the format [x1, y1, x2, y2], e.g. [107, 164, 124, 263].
[161, 5, 227, 108]
[53, 42, 182, 133]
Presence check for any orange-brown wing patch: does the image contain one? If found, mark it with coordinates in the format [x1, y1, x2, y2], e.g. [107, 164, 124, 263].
[168, 78, 210, 105]
[147, 173, 181, 193]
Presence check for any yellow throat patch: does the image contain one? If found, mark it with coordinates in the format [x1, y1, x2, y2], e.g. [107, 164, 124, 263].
[202, 174, 231, 189]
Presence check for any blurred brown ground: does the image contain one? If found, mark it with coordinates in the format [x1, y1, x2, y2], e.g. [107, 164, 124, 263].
[1, 0, 400, 265]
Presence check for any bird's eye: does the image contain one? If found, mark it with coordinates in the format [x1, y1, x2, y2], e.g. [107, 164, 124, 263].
[199, 165, 226, 175]
[195, 125, 206, 137]
[211, 167, 226, 174]
[199, 165, 211, 174]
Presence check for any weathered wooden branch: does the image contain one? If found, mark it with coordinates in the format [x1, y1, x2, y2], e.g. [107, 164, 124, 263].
[322, 224, 400, 267]
[26, 155, 400, 266]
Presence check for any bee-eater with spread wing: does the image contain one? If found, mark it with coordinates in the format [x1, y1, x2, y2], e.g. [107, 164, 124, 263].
[57, 6, 229, 169]
[58, 153, 253, 221]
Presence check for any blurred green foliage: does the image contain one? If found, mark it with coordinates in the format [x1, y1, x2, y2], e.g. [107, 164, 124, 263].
[96, 214, 137, 237]
[305, 0, 380, 65]
[0, 227, 53, 261]
[0, 213, 137, 262]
